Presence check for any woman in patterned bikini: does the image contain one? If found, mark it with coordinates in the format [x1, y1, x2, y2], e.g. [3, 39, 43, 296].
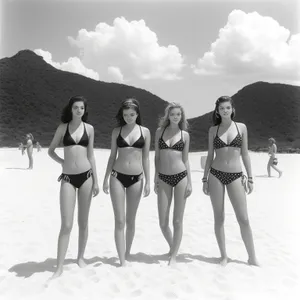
[48, 95, 99, 279]
[202, 96, 258, 266]
[103, 98, 151, 266]
[154, 102, 192, 266]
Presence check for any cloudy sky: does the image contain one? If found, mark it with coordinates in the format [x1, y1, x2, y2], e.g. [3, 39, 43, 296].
[1, 0, 299, 117]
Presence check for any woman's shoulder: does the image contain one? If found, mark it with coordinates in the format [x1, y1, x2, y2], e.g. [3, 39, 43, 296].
[235, 121, 246, 127]
[57, 123, 68, 131]
[208, 125, 218, 133]
[140, 125, 150, 134]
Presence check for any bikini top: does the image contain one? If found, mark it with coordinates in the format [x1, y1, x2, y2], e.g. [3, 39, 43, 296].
[63, 123, 89, 147]
[159, 127, 185, 152]
[117, 126, 145, 149]
[213, 122, 242, 149]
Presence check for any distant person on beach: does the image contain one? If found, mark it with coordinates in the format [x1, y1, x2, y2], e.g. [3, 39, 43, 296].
[22, 133, 34, 169]
[267, 137, 282, 178]
[154, 102, 192, 266]
[48, 95, 99, 279]
[102, 98, 151, 267]
[36, 142, 42, 152]
[202, 96, 259, 266]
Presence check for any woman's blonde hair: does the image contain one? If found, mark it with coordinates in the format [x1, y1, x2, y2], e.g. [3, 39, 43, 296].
[158, 102, 188, 131]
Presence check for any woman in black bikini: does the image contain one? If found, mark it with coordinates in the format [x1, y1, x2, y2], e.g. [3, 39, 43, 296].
[154, 102, 192, 266]
[202, 96, 258, 266]
[103, 98, 151, 266]
[48, 95, 99, 279]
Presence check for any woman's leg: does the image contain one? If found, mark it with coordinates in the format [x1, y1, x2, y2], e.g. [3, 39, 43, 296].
[77, 176, 93, 267]
[267, 157, 272, 177]
[157, 179, 173, 253]
[51, 181, 76, 279]
[169, 176, 188, 266]
[226, 179, 259, 265]
[270, 164, 282, 177]
[27, 149, 33, 169]
[109, 176, 126, 266]
[125, 179, 144, 259]
[208, 174, 227, 265]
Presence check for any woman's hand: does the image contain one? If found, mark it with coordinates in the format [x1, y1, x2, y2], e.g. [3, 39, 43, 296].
[143, 182, 150, 197]
[93, 183, 100, 197]
[103, 180, 109, 194]
[202, 181, 209, 195]
[185, 182, 192, 198]
[247, 181, 254, 194]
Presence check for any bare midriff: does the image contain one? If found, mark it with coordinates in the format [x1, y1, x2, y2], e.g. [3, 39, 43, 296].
[113, 148, 143, 175]
[158, 149, 186, 175]
[211, 147, 243, 173]
[63, 145, 91, 174]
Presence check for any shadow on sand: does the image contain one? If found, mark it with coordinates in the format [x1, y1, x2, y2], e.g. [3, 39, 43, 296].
[9, 253, 249, 278]
[125, 252, 248, 266]
[8, 256, 119, 278]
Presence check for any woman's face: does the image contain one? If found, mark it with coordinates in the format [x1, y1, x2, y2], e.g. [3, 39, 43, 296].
[72, 101, 85, 119]
[218, 101, 233, 119]
[123, 108, 138, 125]
[169, 107, 182, 125]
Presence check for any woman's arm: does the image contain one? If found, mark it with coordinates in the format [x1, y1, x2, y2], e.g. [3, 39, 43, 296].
[86, 124, 99, 196]
[240, 123, 253, 178]
[202, 127, 215, 180]
[102, 128, 118, 193]
[142, 127, 151, 197]
[182, 131, 192, 197]
[154, 128, 161, 194]
[48, 124, 65, 165]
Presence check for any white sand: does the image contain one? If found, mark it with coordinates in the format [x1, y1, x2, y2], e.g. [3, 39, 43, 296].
[0, 148, 299, 300]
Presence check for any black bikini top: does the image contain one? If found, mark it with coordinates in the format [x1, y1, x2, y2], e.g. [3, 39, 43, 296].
[63, 123, 89, 148]
[213, 122, 242, 149]
[117, 126, 145, 149]
[159, 127, 185, 152]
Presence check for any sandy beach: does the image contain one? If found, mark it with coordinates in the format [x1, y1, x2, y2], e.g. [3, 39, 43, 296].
[0, 148, 299, 300]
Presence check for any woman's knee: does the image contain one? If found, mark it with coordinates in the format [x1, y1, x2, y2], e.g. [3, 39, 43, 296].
[78, 220, 88, 231]
[214, 214, 225, 227]
[126, 218, 135, 231]
[159, 219, 169, 231]
[115, 218, 125, 230]
[60, 223, 73, 235]
[237, 216, 250, 227]
[173, 218, 183, 230]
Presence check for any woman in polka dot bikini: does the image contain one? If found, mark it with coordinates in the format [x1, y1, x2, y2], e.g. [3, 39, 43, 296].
[154, 102, 192, 266]
[202, 96, 259, 266]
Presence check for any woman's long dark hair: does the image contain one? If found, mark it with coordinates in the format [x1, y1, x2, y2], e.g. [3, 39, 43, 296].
[61, 95, 88, 123]
[115, 98, 142, 127]
[212, 96, 235, 125]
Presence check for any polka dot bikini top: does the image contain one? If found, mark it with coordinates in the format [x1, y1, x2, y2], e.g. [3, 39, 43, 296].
[159, 127, 185, 152]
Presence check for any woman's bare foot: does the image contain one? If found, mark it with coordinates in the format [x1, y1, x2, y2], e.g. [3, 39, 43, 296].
[77, 258, 87, 268]
[248, 257, 260, 266]
[120, 260, 127, 267]
[49, 268, 63, 280]
[219, 256, 228, 266]
[125, 252, 132, 261]
[168, 256, 177, 266]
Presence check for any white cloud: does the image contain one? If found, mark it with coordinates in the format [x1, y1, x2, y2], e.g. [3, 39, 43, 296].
[107, 66, 125, 83]
[68, 17, 185, 81]
[34, 49, 99, 81]
[193, 10, 300, 82]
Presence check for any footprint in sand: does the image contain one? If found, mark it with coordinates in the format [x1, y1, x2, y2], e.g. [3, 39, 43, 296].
[131, 289, 142, 297]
